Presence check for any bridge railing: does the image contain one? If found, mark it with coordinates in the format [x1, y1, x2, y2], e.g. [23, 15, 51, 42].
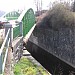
[13, 22, 23, 39]
[0, 21, 23, 74]
[0, 24, 11, 74]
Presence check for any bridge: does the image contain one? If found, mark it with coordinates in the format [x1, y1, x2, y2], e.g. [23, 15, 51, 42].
[0, 8, 75, 75]
[0, 8, 35, 75]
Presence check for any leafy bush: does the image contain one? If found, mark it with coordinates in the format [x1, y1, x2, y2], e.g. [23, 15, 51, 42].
[36, 3, 75, 30]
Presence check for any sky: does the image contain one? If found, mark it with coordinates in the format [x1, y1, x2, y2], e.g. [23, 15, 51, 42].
[0, 0, 74, 12]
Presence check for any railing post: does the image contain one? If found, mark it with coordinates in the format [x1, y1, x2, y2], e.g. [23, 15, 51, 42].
[9, 25, 13, 47]
[4, 23, 13, 75]
[19, 22, 23, 36]
[4, 23, 13, 47]
[0, 53, 2, 74]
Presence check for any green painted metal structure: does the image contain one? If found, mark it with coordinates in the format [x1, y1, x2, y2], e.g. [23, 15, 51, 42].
[22, 8, 35, 36]
[17, 8, 35, 37]
[3, 11, 20, 20]
[13, 25, 20, 39]
[3, 8, 35, 39]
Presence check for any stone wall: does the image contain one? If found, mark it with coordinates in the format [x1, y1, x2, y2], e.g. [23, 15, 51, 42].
[32, 26, 75, 67]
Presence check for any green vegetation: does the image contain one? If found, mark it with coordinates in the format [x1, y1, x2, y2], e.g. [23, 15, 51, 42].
[37, 3, 75, 30]
[14, 57, 50, 75]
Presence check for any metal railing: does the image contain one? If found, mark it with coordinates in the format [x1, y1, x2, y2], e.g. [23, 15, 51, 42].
[0, 8, 35, 74]
[0, 21, 23, 74]
[13, 22, 23, 39]
[0, 28, 11, 74]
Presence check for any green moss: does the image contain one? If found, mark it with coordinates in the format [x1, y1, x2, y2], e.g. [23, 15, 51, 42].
[14, 57, 50, 75]
[14, 65, 22, 75]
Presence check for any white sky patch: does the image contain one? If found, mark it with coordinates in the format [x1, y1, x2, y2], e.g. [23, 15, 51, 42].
[0, 0, 36, 12]
[0, 0, 74, 12]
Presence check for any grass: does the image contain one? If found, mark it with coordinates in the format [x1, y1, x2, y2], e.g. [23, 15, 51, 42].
[14, 57, 50, 75]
